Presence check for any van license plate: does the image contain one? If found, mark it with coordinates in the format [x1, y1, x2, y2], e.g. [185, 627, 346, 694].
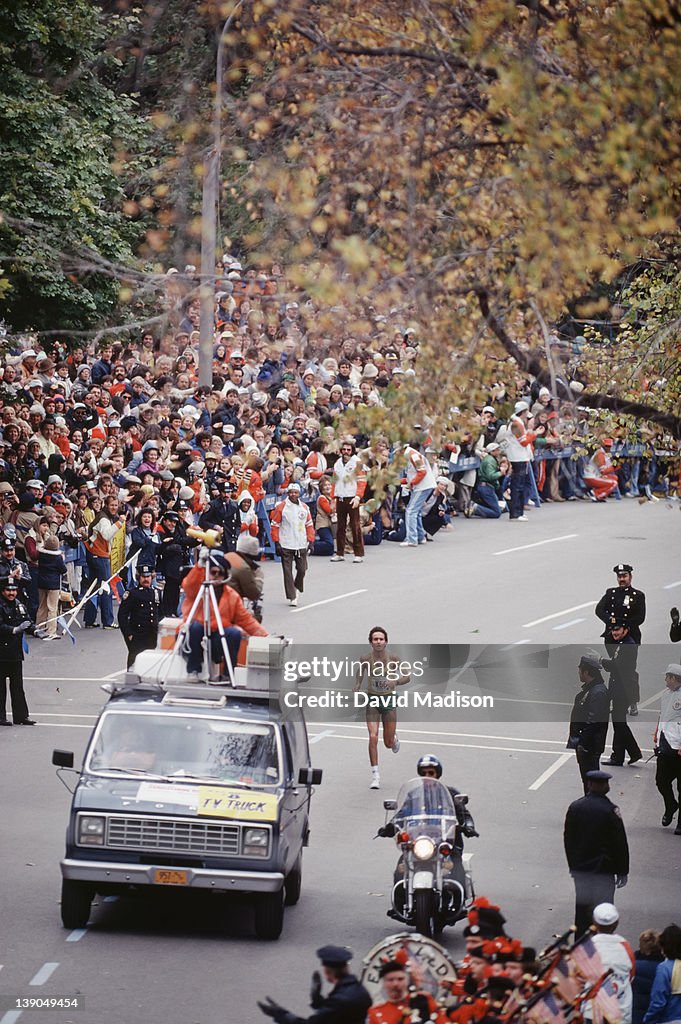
[154, 869, 188, 886]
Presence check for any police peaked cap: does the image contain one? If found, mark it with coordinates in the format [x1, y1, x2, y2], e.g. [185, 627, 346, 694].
[316, 945, 354, 966]
[579, 652, 602, 674]
[136, 565, 154, 575]
[613, 564, 633, 574]
[585, 770, 612, 782]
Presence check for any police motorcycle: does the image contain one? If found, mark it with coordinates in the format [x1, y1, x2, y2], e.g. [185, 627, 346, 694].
[377, 760, 477, 938]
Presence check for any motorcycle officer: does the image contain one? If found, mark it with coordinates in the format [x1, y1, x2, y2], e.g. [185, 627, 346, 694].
[378, 755, 478, 918]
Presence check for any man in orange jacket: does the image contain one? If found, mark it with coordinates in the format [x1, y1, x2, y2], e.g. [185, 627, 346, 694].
[181, 552, 267, 678]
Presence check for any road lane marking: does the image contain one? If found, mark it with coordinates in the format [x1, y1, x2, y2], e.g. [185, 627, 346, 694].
[290, 589, 368, 613]
[522, 601, 596, 628]
[638, 688, 666, 710]
[552, 617, 585, 631]
[66, 929, 88, 942]
[29, 963, 59, 986]
[25, 676, 109, 682]
[327, 733, 587, 755]
[32, 723, 92, 729]
[528, 752, 573, 790]
[33, 713, 97, 719]
[102, 669, 126, 679]
[0, 1011, 22, 1024]
[663, 580, 681, 590]
[309, 729, 335, 743]
[499, 640, 532, 650]
[331, 723, 571, 744]
[494, 534, 577, 556]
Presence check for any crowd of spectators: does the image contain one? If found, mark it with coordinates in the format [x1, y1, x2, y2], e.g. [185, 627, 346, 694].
[0, 257, 678, 627]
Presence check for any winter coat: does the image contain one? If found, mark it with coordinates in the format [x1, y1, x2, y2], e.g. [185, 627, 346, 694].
[37, 549, 67, 591]
[181, 565, 267, 636]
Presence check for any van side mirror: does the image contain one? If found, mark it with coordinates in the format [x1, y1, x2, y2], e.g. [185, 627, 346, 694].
[298, 767, 322, 786]
[52, 749, 74, 768]
[383, 799, 397, 811]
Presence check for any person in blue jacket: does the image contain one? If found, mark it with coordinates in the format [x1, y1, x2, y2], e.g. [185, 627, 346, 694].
[644, 924, 681, 1024]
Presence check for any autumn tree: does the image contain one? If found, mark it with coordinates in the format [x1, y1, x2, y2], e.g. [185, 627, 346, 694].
[210, 0, 681, 437]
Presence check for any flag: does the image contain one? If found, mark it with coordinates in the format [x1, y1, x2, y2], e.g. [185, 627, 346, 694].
[22, 634, 29, 654]
[57, 616, 76, 645]
[590, 974, 622, 1024]
[526, 990, 568, 1024]
[570, 936, 604, 983]
[552, 957, 582, 1004]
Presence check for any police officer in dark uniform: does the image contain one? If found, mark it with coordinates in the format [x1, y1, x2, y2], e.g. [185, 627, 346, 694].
[0, 536, 32, 603]
[0, 576, 48, 725]
[563, 769, 629, 938]
[596, 564, 645, 715]
[568, 652, 610, 791]
[118, 564, 161, 669]
[155, 511, 198, 617]
[601, 619, 642, 766]
[670, 608, 681, 643]
[198, 482, 240, 553]
[596, 563, 646, 644]
[257, 944, 371, 1024]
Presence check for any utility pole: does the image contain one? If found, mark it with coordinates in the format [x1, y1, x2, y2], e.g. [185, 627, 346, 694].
[198, 2, 243, 388]
[198, 151, 218, 388]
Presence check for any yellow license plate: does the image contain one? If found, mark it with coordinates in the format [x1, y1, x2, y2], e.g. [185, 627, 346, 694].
[154, 869, 188, 886]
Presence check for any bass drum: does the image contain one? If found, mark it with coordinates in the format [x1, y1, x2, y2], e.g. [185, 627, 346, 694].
[360, 932, 458, 1007]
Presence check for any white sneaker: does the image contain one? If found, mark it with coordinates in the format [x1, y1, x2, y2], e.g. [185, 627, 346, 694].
[418, 539, 427, 544]
[289, 597, 298, 607]
[330, 554, 345, 562]
[510, 515, 529, 521]
[392, 734, 400, 754]
[353, 556, 363, 563]
[399, 541, 418, 547]
[370, 774, 380, 790]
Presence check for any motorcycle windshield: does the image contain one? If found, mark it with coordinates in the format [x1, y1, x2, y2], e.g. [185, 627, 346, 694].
[393, 778, 457, 832]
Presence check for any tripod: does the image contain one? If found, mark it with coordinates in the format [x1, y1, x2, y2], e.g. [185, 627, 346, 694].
[174, 553, 236, 685]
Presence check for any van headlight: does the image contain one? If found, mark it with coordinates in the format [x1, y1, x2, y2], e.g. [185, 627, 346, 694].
[242, 827, 269, 857]
[78, 815, 105, 846]
[413, 836, 436, 861]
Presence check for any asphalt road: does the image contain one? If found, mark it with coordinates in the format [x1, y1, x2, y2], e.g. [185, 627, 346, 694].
[1, 499, 679, 1024]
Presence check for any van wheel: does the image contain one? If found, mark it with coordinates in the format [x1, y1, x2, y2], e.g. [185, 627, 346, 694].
[254, 889, 285, 940]
[61, 879, 93, 929]
[284, 857, 302, 906]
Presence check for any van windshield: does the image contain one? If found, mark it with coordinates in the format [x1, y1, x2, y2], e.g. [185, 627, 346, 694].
[88, 712, 280, 786]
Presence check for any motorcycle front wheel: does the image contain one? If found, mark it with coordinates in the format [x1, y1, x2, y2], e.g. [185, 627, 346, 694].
[414, 889, 434, 938]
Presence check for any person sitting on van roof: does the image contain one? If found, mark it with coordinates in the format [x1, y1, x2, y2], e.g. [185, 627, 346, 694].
[181, 551, 267, 679]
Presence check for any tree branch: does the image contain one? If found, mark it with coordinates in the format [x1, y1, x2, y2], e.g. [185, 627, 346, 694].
[476, 287, 681, 437]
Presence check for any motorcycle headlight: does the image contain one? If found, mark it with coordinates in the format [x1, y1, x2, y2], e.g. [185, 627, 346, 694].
[78, 815, 105, 846]
[242, 827, 270, 857]
[413, 836, 436, 861]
